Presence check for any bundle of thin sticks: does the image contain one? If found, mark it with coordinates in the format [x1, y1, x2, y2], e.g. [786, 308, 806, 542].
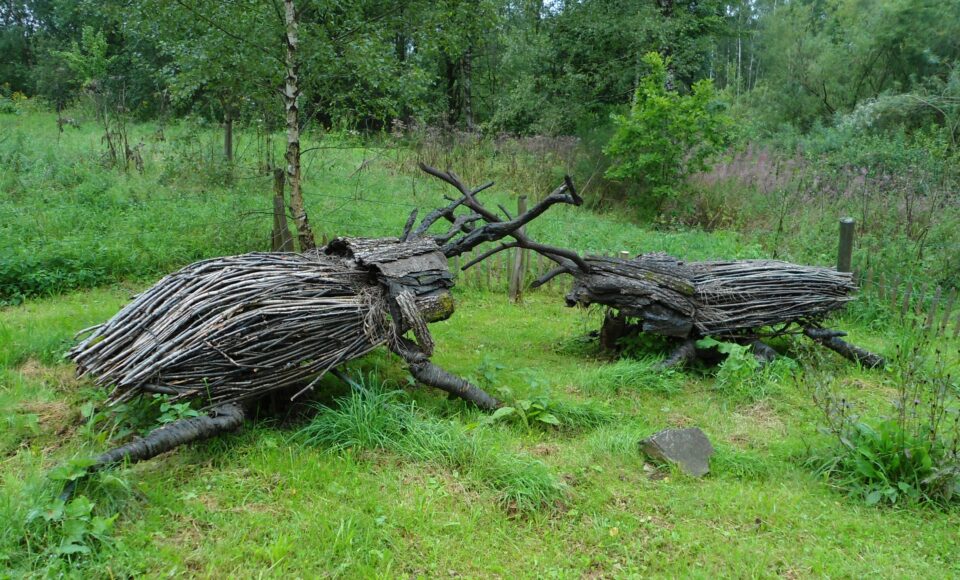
[570, 253, 855, 337]
[690, 259, 855, 334]
[70, 252, 392, 407]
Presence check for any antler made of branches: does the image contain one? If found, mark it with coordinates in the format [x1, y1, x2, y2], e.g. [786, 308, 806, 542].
[414, 163, 591, 274]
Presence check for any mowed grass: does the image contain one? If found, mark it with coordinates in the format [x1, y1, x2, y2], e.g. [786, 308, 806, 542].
[2, 285, 960, 577]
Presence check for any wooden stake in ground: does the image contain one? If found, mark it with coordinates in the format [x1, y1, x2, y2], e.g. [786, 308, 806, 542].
[509, 196, 528, 302]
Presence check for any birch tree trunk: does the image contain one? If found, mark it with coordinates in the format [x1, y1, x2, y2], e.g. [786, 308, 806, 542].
[284, 0, 316, 251]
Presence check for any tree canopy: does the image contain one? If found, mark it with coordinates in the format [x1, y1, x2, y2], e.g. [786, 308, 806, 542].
[3, 0, 959, 155]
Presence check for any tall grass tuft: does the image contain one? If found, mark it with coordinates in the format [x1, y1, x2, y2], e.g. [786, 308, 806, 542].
[297, 378, 565, 512]
[584, 357, 684, 395]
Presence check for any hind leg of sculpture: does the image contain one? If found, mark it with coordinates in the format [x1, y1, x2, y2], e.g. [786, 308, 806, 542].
[803, 327, 885, 368]
[60, 403, 245, 500]
[390, 337, 501, 410]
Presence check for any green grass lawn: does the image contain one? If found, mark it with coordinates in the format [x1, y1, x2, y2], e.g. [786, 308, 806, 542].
[2, 111, 960, 577]
[2, 285, 959, 577]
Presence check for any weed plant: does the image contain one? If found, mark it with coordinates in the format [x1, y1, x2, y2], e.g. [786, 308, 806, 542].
[807, 344, 960, 506]
[0, 457, 132, 575]
[696, 337, 798, 403]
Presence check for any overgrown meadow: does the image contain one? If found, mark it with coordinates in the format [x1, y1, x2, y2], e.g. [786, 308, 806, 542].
[2, 111, 960, 577]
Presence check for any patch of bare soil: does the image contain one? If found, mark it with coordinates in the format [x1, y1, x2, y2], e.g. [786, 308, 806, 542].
[17, 359, 80, 392]
[729, 401, 785, 449]
[16, 399, 79, 451]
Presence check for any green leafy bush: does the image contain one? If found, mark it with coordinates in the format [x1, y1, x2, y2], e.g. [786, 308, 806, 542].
[1, 458, 126, 574]
[696, 337, 795, 402]
[604, 52, 732, 206]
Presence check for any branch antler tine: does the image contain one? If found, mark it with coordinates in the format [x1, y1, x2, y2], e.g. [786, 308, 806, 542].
[435, 214, 482, 245]
[418, 162, 468, 195]
[530, 266, 569, 289]
[400, 209, 418, 241]
[418, 164, 589, 274]
[564, 175, 583, 205]
[415, 163, 495, 237]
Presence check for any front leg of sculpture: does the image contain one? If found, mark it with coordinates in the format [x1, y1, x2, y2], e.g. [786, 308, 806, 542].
[657, 339, 698, 370]
[60, 403, 246, 500]
[390, 337, 501, 410]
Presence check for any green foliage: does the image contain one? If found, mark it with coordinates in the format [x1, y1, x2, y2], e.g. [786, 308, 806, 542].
[0, 255, 107, 306]
[23, 492, 117, 559]
[615, 328, 672, 359]
[479, 395, 614, 433]
[586, 357, 683, 395]
[750, 0, 960, 132]
[696, 337, 795, 403]
[604, 52, 731, 205]
[482, 399, 561, 430]
[808, 347, 960, 507]
[1, 459, 125, 573]
[297, 378, 565, 511]
[52, 27, 114, 87]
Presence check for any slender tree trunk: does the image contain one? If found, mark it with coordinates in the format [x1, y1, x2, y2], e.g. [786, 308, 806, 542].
[284, 0, 316, 251]
[736, 30, 742, 96]
[462, 46, 474, 131]
[444, 56, 459, 125]
[272, 168, 294, 251]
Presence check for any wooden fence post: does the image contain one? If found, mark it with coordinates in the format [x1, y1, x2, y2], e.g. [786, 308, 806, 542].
[509, 196, 528, 303]
[837, 217, 855, 273]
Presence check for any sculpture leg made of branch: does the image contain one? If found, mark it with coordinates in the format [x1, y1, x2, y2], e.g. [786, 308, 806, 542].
[390, 337, 501, 410]
[599, 311, 629, 351]
[60, 403, 245, 500]
[803, 327, 886, 369]
[657, 339, 698, 370]
[749, 340, 779, 364]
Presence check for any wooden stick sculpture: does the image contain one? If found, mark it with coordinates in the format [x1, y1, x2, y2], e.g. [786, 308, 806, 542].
[458, 226, 885, 370]
[66, 164, 582, 479]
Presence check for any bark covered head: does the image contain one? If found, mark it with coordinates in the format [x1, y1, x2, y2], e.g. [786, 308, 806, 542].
[324, 236, 455, 322]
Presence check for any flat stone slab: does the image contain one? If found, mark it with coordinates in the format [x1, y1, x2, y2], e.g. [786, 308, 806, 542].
[640, 427, 714, 477]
